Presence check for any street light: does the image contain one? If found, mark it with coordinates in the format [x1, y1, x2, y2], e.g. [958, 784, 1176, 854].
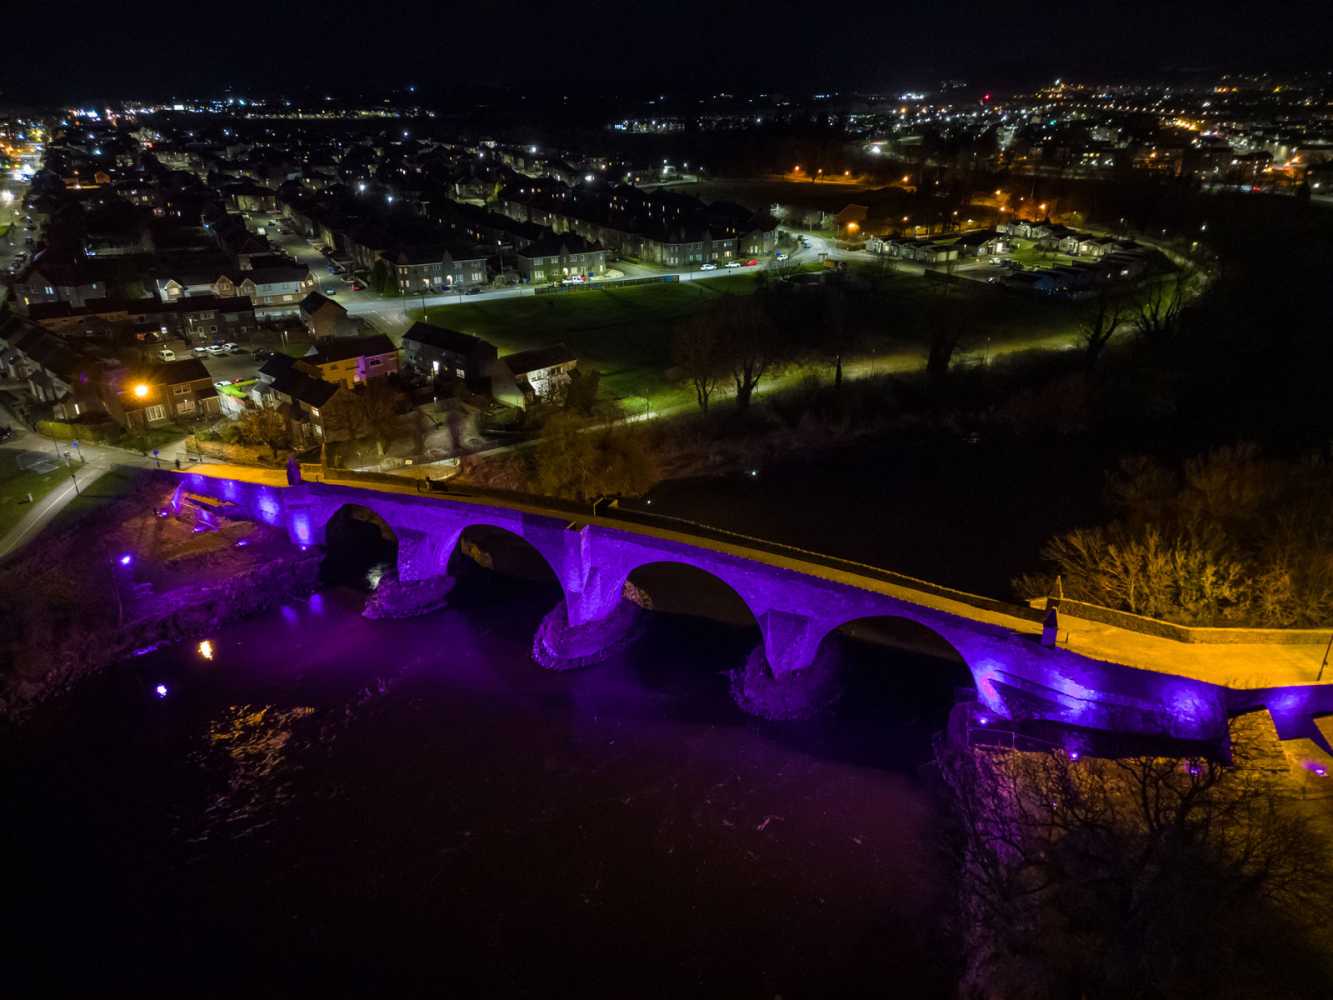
[133, 383, 149, 399]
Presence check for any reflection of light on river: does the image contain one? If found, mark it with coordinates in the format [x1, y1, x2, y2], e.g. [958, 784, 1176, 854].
[197, 639, 214, 660]
[280, 605, 299, 625]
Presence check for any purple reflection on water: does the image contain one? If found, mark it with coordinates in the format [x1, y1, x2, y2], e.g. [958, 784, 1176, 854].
[280, 605, 299, 625]
[308, 593, 324, 614]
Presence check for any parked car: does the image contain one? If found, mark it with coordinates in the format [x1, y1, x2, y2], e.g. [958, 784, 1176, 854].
[0, 426, 13, 443]
[323, 286, 338, 296]
[465, 287, 481, 295]
[206, 344, 227, 355]
[699, 263, 718, 271]
[222, 342, 239, 353]
[743, 259, 758, 267]
[253, 348, 275, 361]
[724, 260, 742, 269]
[158, 348, 176, 362]
[351, 282, 365, 291]
[192, 346, 209, 356]
[775, 252, 789, 261]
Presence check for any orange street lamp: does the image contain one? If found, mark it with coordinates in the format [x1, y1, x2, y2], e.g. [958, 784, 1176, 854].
[133, 383, 150, 398]
[846, 221, 859, 232]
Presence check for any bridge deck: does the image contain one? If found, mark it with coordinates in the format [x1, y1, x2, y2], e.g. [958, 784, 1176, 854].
[179, 463, 1331, 691]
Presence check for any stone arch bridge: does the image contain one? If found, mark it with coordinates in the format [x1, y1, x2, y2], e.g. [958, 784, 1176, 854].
[172, 466, 1333, 756]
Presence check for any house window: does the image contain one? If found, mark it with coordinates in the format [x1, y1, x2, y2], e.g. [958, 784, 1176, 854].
[176, 397, 195, 414]
[145, 404, 167, 423]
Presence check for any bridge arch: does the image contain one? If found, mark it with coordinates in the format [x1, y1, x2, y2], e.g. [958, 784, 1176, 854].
[617, 560, 760, 629]
[444, 521, 565, 597]
[320, 502, 400, 588]
[815, 614, 976, 701]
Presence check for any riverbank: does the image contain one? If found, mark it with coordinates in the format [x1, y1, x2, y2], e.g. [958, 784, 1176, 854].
[0, 476, 321, 725]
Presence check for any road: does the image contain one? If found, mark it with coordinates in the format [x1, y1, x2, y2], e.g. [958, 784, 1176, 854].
[0, 396, 189, 560]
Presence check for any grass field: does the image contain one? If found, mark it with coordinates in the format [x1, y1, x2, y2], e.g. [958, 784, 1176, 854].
[0, 453, 74, 538]
[410, 264, 1093, 413]
[417, 274, 767, 409]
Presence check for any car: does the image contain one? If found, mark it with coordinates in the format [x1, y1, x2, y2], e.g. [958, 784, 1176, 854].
[192, 346, 209, 356]
[0, 426, 13, 443]
[743, 258, 758, 267]
[775, 252, 788, 261]
[699, 263, 718, 271]
[724, 260, 742, 269]
[324, 286, 338, 296]
[351, 282, 365, 291]
[465, 286, 481, 295]
[222, 342, 239, 353]
[206, 344, 227, 355]
[158, 348, 176, 361]
[253, 348, 275, 361]
[229, 345, 246, 355]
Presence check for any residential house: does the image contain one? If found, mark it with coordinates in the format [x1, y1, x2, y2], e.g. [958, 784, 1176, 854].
[300, 291, 359, 340]
[497, 343, 577, 405]
[296, 333, 399, 388]
[14, 251, 108, 309]
[401, 322, 498, 383]
[514, 234, 607, 284]
[106, 358, 220, 429]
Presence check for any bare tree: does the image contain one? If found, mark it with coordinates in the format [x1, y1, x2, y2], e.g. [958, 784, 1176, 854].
[672, 313, 724, 413]
[718, 295, 786, 412]
[1079, 288, 1127, 370]
[936, 734, 1333, 998]
[1132, 274, 1186, 345]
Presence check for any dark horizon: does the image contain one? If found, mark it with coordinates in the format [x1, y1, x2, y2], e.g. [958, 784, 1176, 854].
[6, 0, 1331, 105]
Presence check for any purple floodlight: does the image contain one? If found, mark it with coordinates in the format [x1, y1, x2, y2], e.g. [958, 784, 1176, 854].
[1068, 749, 1081, 761]
[154, 683, 168, 698]
[977, 715, 989, 726]
[118, 553, 133, 566]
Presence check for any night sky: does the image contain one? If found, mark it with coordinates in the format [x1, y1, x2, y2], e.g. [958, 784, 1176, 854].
[6, 0, 1332, 103]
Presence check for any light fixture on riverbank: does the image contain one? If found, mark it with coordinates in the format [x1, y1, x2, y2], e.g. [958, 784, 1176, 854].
[154, 684, 168, 698]
[197, 639, 214, 661]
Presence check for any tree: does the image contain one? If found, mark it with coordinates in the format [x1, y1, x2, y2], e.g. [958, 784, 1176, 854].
[717, 295, 787, 412]
[353, 378, 404, 456]
[817, 286, 858, 390]
[532, 412, 657, 502]
[1078, 288, 1127, 371]
[936, 735, 1333, 998]
[236, 407, 289, 458]
[924, 285, 969, 392]
[1132, 274, 1186, 345]
[671, 314, 724, 413]
[370, 259, 396, 296]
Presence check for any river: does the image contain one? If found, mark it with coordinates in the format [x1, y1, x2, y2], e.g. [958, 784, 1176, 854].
[5, 557, 968, 997]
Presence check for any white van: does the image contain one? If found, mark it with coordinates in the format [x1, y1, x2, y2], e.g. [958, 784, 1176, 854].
[158, 348, 176, 362]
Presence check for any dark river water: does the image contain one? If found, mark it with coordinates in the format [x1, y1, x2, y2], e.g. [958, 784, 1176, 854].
[5, 558, 969, 997]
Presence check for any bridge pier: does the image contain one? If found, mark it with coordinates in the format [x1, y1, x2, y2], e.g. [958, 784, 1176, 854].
[532, 596, 642, 670]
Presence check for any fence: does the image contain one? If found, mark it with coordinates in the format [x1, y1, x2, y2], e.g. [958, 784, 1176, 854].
[533, 273, 680, 296]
